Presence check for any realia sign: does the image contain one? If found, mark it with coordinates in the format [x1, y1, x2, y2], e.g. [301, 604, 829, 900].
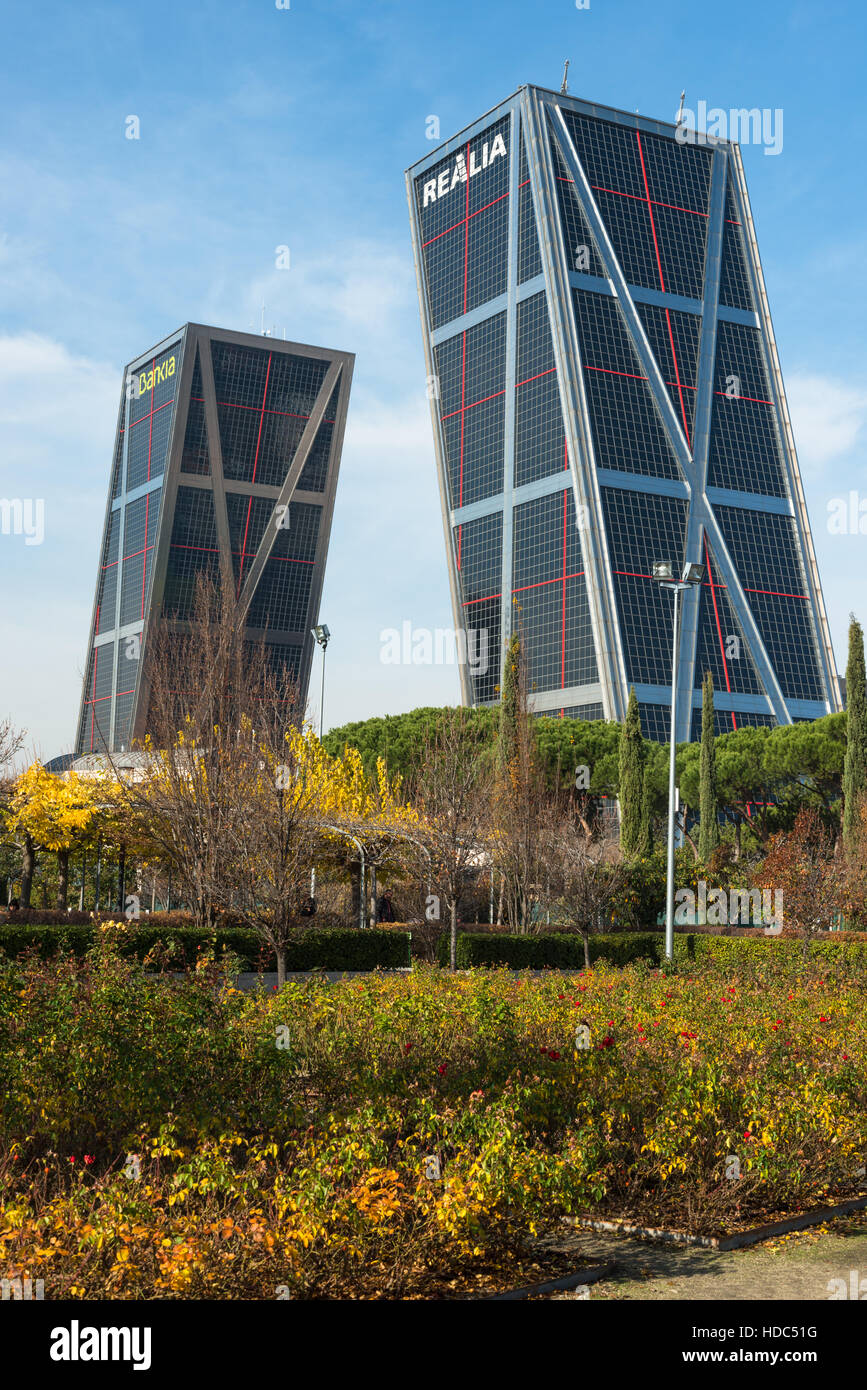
[421, 133, 507, 207]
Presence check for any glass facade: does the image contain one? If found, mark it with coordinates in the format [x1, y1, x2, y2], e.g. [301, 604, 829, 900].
[76, 325, 353, 754]
[408, 86, 839, 737]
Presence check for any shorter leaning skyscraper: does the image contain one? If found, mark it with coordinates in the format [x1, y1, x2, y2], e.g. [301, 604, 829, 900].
[75, 323, 353, 755]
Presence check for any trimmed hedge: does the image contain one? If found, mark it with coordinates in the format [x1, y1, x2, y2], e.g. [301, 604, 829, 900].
[436, 931, 663, 969]
[674, 933, 867, 969]
[0, 924, 410, 972]
[435, 930, 867, 971]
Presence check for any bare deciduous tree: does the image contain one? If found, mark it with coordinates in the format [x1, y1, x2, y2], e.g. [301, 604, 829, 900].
[411, 708, 493, 971]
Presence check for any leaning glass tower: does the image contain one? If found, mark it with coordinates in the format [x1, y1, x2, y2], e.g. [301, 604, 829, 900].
[406, 87, 840, 738]
[75, 323, 353, 755]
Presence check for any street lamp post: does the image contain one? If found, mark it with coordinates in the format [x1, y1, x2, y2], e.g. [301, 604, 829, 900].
[652, 560, 705, 961]
[311, 624, 330, 739]
[310, 625, 330, 902]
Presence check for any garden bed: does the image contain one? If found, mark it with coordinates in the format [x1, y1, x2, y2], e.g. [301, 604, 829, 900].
[1, 945, 865, 1298]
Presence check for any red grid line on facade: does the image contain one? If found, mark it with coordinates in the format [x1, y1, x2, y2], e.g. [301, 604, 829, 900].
[441, 387, 505, 421]
[590, 182, 708, 219]
[238, 353, 273, 594]
[515, 367, 556, 389]
[146, 359, 155, 481]
[665, 307, 691, 446]
[635, 130, 667, 293]
[703, 535, 738, 730]
[140, 493, 150, 619]
[561, 488, 568, 686]
[463, 593, 502, 605]
[584, 364, 700, 395]
[613, 568, 806, 603]
[421, 191, 510, 249]
[462, 142, 470, 315]
[457, 320, 467, 567]
[555, 173, 708, 220]
[205, 399, 335, 424]
[512, 571, 584, 594]
[128, 398, 173, 429]
[714, 391, 774, 406]
[702, 573, 808, 601]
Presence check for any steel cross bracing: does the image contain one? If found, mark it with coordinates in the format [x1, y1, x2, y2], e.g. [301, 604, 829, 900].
[537, 94, 790, 734]
[405, 85, 840, 731]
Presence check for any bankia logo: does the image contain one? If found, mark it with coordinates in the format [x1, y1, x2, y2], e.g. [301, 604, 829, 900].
[126, 354, 176, 401]
[420, 132, 507, 207]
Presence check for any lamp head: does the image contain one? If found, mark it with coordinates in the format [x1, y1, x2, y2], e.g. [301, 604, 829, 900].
[652, 560, 675, 582]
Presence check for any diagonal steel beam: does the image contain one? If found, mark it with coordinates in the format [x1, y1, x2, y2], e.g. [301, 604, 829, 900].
[236, 356, 344, 626]
[549, 102, 790, 729]
[524, 87, 628, 723]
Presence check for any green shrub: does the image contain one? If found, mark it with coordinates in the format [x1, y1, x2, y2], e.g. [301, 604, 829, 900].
[0, 923, 410, 972]
[674, 933, 867, 971]
[436, 931, 662, 969]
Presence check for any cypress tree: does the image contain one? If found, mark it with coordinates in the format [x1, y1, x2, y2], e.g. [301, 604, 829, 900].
[619, 688, 647, 857]
[842, 615, 867, 851]
[698, 670, 720, 863]
[499, 631, 522, 773]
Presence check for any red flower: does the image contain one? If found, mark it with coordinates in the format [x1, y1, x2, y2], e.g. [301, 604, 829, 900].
[404, 1042, 413, 1054]
[437, 1063, 447, 1076]
[84, 1154, 95, 1165]
[548, 1050, 561, 1062]
[68, 1156, 75, 1164]
[744, 1131, 752, 1140]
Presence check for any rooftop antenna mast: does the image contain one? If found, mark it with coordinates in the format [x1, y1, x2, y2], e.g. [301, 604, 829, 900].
[560, 59, 569, 95]
[676, 90, 685, 125]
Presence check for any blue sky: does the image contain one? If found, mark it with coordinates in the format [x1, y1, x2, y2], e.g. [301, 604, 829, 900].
[1, 0, 865, 757]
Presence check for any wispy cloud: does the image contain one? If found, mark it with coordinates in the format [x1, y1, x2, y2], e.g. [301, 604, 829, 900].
[787, 372, 867, 474]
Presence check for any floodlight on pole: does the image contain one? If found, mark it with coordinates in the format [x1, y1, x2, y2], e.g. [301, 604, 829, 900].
[652, 560, 705, 961]
[310, 624, 331, 903]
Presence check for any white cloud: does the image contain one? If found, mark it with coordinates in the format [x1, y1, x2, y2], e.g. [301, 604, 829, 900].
[786, 372, 867, 473]
[0, 334, 118, 756]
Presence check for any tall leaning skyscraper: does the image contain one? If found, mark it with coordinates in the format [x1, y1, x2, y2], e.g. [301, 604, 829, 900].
[406, 87, 840, 738]
[75, 324, 353, 755]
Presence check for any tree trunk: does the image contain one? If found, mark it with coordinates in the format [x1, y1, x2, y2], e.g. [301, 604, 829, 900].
[277, 946, 287, 988]
[733, 818, 742, 862]
[20, 835, 35, 908]
[349, 860, 361, 928]
[116, 844, 127, 914]
[57, 849, 70, 910]
[449, 900, 458, 972]
[583, 930, 591, 969]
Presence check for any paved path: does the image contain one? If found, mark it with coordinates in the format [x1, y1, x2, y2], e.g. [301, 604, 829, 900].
[536, 1218, 867, 1300]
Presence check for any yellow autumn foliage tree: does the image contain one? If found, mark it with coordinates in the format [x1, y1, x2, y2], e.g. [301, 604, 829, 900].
[9, 763, 108, 908]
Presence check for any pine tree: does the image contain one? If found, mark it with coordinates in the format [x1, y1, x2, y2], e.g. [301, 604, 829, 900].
[698, 671, 720, 863]
[842, 615, 867, 851]
[619, 688, 648, 858]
